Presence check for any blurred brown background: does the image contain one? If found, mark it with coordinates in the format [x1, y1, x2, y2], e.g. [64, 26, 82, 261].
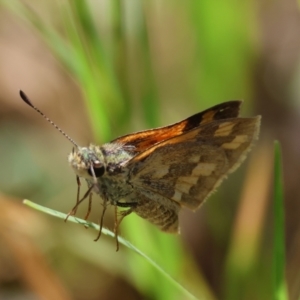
[0, 1, 300, 300]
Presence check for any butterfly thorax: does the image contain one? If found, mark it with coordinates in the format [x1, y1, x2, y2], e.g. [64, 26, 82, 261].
[68, 143, 135, 204]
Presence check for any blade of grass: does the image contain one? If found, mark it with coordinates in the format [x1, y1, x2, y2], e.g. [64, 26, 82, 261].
[23, 199, 198, 300]
[273, 141, 288, 300]
[223, 144, 273, 299]
[188, 1, 256, 109]
[139, 2, 159, 128]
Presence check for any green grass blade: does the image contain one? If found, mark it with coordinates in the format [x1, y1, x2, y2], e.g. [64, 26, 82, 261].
[23, 199, 197, 300]
[273, 141, 288, 300]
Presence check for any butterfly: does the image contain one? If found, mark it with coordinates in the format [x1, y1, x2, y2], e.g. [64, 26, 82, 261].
[20, 91, 261, 250]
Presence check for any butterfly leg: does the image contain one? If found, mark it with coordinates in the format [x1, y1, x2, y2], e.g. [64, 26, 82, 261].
[94, 196, 108, 242]
[73, 175, 81, 215]
[114, 206, 135, 251]
[65, 184, 94, 222]
[67, 175, 82, 217]
[84, 192, 93, 220]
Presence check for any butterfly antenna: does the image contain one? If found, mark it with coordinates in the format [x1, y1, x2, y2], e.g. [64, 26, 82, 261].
[20, 90, 79, 148]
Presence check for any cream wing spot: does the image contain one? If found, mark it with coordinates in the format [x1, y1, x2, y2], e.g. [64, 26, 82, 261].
[177, 176, 198, 185]
[173, 176, 198, 198]
[188, 154, 201, 163]
[222, 135, 248, 149]
[175, 181, 193, 194]
[172, 190, 182, 201]
[191, 163, 216, 176]
[214, 122, 236, 137]
[152, 165, 170, 179]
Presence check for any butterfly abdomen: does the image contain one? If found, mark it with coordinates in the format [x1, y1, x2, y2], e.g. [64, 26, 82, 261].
[133, 190, 180, 233]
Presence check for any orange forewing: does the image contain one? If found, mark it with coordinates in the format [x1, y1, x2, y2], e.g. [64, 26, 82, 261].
[112, 101, 242, 154]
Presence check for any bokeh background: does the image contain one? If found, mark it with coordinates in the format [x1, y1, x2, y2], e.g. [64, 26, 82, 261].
[0, 1, 299, 299]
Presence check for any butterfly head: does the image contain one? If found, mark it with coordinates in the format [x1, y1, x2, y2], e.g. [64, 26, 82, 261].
[68, 145, 105, 180]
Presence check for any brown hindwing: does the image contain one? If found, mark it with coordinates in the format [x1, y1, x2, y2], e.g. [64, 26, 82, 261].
[127, 116, 261, 210]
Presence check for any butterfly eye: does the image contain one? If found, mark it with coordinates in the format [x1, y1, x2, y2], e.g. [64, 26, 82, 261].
[88, 161, 105, 178]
